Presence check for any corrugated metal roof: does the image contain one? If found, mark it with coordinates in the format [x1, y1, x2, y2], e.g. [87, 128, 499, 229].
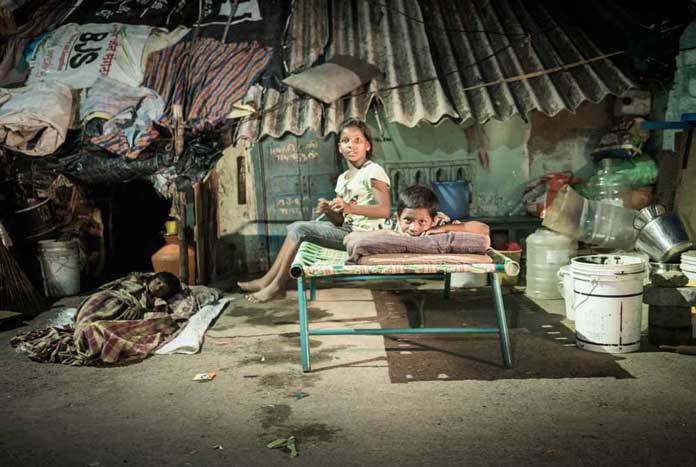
[286, 0, 329, 73]
[241, 0, 635, 141]
[421, 0, 635, 123]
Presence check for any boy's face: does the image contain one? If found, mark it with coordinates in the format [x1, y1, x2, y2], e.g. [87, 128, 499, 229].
[398, 208, 435, 236]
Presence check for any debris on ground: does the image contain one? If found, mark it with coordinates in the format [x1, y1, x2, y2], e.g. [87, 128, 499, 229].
[212, 444, 223, 450]
[267, 436, 298, 457]
[292, 391, 309, 400]
[192, 372, 217, 382]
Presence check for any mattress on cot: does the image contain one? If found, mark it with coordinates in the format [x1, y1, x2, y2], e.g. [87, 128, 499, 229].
[289, 242, 510, 278]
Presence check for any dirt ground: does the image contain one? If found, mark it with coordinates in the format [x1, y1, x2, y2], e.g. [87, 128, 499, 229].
[2, 282, 696, 467]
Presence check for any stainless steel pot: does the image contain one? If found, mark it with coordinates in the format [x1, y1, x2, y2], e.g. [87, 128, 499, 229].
[635, 212, 693, 262]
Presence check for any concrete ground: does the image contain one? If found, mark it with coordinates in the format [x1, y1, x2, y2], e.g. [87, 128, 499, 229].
[1, 280, 696, 467]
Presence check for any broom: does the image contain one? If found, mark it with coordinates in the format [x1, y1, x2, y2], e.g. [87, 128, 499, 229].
[0, 221, 44, 318]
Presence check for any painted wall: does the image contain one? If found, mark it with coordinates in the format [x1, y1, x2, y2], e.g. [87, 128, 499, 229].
[374, 100, 611, 217]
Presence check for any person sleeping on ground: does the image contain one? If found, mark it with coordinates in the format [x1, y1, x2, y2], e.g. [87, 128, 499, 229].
[343, 186, 491, 264]
[11, 272, 217, 366]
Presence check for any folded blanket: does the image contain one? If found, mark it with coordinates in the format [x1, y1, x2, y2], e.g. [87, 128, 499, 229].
[345, 232, 491, 264]
[357, 253, 492, 266]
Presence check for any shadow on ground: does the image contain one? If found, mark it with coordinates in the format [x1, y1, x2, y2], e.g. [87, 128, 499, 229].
[371, 288, 635, 382]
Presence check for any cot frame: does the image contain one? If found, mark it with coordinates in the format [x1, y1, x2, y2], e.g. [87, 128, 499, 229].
[293, 263, 513, 373]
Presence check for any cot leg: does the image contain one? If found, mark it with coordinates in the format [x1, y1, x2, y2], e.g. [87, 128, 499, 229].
[297, 277, 311, 372]
[309, 277, 316, 301]
[443, 273, 451, 300]
[490, 272, 512, 368]
[416, 295, 426, 328]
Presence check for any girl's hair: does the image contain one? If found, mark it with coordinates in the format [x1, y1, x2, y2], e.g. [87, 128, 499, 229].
[397, 185, 439, 217]
[337, 118, 373, 159]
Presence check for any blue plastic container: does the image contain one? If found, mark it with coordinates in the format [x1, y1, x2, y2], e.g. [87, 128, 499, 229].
[431, 181, 471, 220]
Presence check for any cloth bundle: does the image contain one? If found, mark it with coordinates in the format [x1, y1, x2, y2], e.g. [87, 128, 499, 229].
[0, 81, 73, 156]
[345, 232, 491, 265]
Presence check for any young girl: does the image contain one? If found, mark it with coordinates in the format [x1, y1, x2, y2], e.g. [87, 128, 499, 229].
[239, 119, 391, 302]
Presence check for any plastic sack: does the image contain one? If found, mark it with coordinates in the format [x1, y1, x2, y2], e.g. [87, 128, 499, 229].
[520, 173, 581, 218]
[28, 23, 152, 89]
[0, 81, 73, 156]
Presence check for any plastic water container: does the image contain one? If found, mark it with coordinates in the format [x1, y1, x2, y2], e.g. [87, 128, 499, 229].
[37, 239, 81, 297]
[525, 228, 577, 299]
[572, 255, 645, 353]
[557, 265, 575, 320]
[431, 181, 470, 220]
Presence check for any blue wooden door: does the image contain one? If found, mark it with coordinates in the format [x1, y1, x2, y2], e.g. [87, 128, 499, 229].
[254, 131, 341, 266]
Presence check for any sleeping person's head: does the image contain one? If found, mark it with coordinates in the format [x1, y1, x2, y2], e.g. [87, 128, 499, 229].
[396, 186, 439, 236]
[146, 271, 182, 299]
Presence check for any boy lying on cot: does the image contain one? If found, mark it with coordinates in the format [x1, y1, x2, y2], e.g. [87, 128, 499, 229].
[344, 185, 489, 245]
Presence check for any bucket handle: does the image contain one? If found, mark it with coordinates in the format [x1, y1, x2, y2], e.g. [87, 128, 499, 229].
[572, 277, 599, 313]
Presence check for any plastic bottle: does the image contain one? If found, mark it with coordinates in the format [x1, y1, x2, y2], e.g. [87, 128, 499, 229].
[525, 228, 577, 299]
[584, 158, 632, 208]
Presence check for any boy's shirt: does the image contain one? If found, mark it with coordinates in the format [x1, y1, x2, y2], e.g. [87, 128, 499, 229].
[378, 211, 459, 235]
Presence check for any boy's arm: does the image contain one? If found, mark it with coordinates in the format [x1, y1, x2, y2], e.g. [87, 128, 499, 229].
[424, 221, 490, 236]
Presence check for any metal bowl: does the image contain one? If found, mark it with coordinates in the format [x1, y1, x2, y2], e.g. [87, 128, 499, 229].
[649, 262, 682, 275]
[635, 212, 693, 262]
[634, 204, 667, 230]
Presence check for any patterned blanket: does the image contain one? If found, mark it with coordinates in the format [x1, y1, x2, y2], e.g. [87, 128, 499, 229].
[345, 231, 491, 264]
[10, 274, 220, 366]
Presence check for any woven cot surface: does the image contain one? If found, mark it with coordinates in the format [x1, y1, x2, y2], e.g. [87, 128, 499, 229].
[290, 243, 497, 278]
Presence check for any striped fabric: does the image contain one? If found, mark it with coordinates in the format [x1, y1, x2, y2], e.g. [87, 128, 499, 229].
[92, 38, 272, 159]
[144, 38, 272, 131]
[290, 242, 501, 278]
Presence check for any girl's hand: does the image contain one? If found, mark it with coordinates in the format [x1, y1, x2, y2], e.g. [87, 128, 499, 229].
[315, 198, 332, 215]
[329, 197, 351, 215]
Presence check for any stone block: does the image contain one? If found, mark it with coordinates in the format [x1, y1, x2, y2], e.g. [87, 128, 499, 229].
[643, 286, 696, 306]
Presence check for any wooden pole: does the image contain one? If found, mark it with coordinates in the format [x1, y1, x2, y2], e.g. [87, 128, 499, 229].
[177, 190, 189, 286]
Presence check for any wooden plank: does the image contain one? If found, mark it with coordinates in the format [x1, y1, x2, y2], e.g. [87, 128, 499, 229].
[193, 182, 206, 285]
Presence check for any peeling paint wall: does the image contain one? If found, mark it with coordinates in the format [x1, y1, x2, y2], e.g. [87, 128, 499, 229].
[528, 100, 613, 182]
[213, 142, 266, 276]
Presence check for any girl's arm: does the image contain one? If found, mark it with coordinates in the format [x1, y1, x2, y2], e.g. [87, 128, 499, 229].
[332, 180, 391, 219]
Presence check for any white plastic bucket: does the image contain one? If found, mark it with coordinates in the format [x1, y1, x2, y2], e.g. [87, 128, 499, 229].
[571, 255, 645, 353]
[37, 239, 81, 297]
[557, 265, 575, 320]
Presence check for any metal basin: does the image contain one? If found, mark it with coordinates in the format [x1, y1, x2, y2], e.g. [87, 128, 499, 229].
[634, 204, 667, 230]
[635, 212, 693, 262]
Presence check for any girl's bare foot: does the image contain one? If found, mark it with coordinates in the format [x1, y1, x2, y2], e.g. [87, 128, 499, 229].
[237, 278, 268, 292]
[246, 284, 286, 303]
